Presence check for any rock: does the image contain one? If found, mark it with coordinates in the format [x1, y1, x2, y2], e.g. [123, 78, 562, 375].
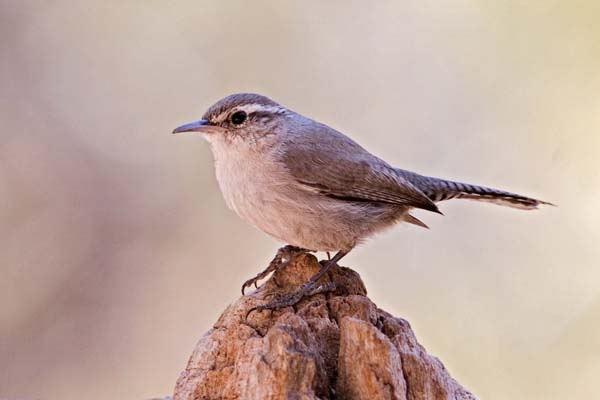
[173, 253, 478, 400]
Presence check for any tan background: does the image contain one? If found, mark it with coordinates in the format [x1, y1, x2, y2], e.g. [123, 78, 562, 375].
[1, 1, 599, 399]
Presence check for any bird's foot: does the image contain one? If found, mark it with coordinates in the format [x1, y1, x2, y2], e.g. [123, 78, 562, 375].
[241, 245, 308, 295]
[244, 250, 349, 319]
[247, 281, 337, 317]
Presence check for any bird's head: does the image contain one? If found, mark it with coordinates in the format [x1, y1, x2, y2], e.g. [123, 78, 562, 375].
[173, 93, 289, 145]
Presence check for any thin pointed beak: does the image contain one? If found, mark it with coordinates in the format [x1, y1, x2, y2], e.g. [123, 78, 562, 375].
[172, 119, 210, 134]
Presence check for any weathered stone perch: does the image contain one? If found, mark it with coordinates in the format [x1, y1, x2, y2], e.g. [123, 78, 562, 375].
[173, 253, 478, 400]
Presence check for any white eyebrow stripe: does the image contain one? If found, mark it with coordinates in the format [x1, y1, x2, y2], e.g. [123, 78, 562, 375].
[237, 104, 286, 114]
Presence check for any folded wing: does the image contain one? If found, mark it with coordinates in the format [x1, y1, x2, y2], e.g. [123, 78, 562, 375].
[280, 124, 441, 214]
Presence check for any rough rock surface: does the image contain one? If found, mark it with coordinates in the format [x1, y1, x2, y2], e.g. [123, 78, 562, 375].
[173, 253, 478, 400]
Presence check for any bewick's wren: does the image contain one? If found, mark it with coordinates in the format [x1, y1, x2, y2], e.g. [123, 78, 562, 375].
[173, 93, 551, 311]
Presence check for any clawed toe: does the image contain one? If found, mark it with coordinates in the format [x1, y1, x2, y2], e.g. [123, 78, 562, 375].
[245, 281, 337, 319]
[241, 276, 261, 295]
[241, 245, 308, 295]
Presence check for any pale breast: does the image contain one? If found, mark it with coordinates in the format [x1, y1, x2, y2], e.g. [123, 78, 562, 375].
[211, 139, 299, 240]
[208, 137, 404, 251]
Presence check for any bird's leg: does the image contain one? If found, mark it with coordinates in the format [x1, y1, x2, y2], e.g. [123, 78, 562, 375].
[248, 249, 350, 314]
[241, 245, 308, 295]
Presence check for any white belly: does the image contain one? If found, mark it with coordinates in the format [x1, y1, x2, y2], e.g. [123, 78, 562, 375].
[208, 137, 402, 251]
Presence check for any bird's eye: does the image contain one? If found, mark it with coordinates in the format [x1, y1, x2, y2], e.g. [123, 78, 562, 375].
[230, 111, 247, 125]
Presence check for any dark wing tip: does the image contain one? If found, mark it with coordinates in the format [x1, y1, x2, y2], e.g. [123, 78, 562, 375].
[420, 201, 443, 215]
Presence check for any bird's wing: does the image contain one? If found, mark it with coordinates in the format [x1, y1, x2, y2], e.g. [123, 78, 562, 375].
[280, 123, 440, 214]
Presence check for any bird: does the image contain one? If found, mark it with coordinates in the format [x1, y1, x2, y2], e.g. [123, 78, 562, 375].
[173, 93, 552, 312]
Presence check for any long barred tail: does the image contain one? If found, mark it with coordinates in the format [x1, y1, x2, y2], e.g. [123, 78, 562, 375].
[396, 169, 554, 211]
[428, 180, 553, 210]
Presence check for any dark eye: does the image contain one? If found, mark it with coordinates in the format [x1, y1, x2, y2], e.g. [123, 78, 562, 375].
[230, 111, 247, 125]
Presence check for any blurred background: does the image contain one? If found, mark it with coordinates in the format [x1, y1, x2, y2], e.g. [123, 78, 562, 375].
[1, 1, 599, 399]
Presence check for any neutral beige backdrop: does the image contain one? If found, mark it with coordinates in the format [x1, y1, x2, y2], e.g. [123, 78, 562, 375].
[1, 1, 599, 399]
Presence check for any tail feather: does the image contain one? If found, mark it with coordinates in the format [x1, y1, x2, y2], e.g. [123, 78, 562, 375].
[451, 190, 553, 210]
[405, 213, 430, 228]
[396, 169, 553, 211]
